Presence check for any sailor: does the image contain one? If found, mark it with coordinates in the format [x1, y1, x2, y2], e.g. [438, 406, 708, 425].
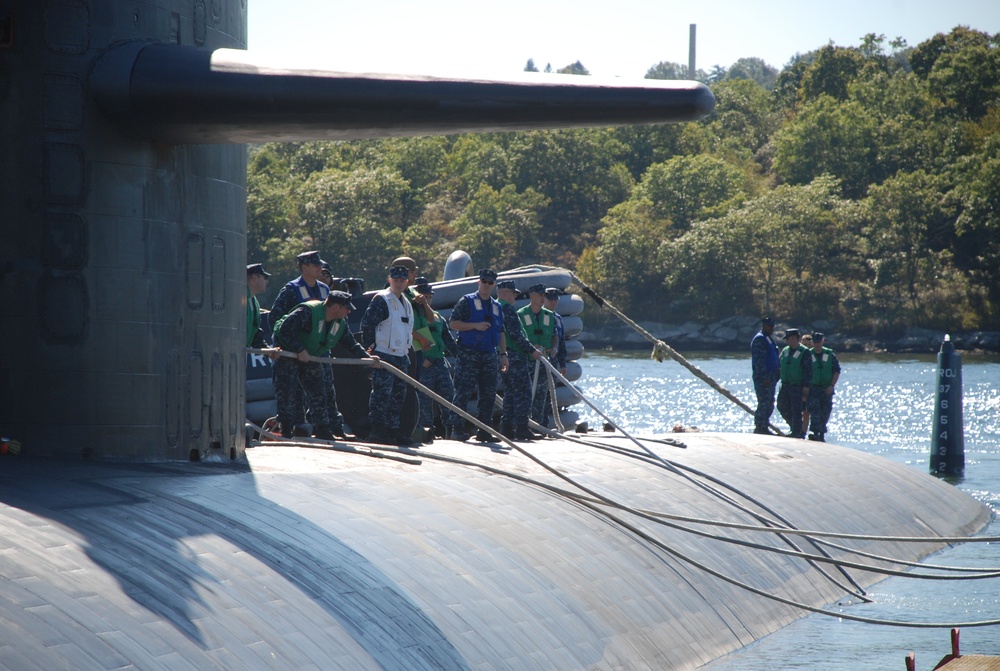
[393, 256, 435, 381]
[447, 269, 505, 442]
[540, 287, 568, 427]
[776, 328, 812, 439]
[750, 316, 781, 434]
[246, 263, 271, 349]
[412, 279, 458, 438]
[267, 251, 332, 436]
[272, 291, 379, 440]
[319, 261, 334, 289]
[361, 265, 415, 446]
[268, 251, 331, 330]
[517, 284, 558, 427]
[498, 280, 544, 441]
[805, 332, 841, 442]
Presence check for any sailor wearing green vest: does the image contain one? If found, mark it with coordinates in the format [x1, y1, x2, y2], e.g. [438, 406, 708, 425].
[273, 291, 379, 440]
[498, 280, 545, 441]
[518, 284, 558, 426]
[246, 263, 271, 348]
[411, 278, 458, 437]
[776, 328, 812, 439]
[805, 332, 841, 442]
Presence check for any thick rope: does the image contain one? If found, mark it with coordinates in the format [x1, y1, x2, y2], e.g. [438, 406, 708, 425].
[562, 271, 786, 436]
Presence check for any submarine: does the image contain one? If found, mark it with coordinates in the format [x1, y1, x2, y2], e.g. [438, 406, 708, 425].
[1, 1, 994, 669]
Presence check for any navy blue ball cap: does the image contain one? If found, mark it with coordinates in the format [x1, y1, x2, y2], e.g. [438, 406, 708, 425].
[414, 277, 434, 294]
[297, 250, 322, 266]
[812, 332, 825, 342]
[762, 316, 775, 326]
[784, 328, 800, 339]
[247, 263, 270, 278]
[544, 287, 560, 299]
[479, 268, 498, 281]
[389, 265, 410, 279]
[496, 279, 516, 291]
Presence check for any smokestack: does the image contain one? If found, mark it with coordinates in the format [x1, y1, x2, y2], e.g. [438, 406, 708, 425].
[689, 24, 697, 79]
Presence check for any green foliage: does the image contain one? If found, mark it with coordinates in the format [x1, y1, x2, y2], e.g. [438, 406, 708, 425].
[577, 199, 671, 314]
[633, 155, 750, 231]
[556, 61, 590, 76]
[724, 57, 779, 90]
[245, 25, 1000, 331]
[772, 95, 877, 198]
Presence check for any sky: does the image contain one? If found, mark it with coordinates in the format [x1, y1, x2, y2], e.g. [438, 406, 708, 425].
[247, 0, 1000, 80]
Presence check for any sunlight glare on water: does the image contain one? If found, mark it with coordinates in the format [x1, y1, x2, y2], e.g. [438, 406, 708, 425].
[572, 350, 1000, 670]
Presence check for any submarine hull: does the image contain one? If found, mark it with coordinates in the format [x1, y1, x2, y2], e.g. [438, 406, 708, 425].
[0, 433, 989, 670]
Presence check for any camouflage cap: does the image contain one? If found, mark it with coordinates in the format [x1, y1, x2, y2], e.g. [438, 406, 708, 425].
[297, 250, 322, 266]
[326, 290, 356, 311]
[496, 279, 517, 291]
[527, 283, 546, 295]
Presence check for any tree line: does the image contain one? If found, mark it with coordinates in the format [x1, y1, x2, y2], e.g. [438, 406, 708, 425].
[248, 27, 1000, 335]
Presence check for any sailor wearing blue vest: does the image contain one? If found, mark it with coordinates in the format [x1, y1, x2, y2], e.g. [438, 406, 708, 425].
[805, 332, 841, 442]
[272, 291, 378, 440]
[540, 287, 568, 427]
[447, 269, 505, 442]
[268, 251, 331, 330]
[361, 265, 415, 446]
[750, 316, 781, 434]
[498, 280, 545, 441]
[268, 251, 332, 436]
[776, 328, 812, 439]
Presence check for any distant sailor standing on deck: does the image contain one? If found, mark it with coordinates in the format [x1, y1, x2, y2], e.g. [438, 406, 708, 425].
[751, 316, 781, 434]
[806, 332, 841, 442]
[272, 291, 379, 440]
[361, 265, 415, 446]
[499, 280, 544, 441]
[776, 328, 812, 439]
[447, 269, 505, 442]
[246, 263, 272, 349]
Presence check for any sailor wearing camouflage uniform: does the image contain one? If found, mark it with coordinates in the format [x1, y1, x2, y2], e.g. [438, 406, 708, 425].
[268, 251, 331, 434]
[498, 280, 544, 441]
[361, 265, 415, 446]
[518, 284, 558, 426]
[541, 287, 568, 427]
[411, 278, 458, 435]
[272, 291, 377, 440]
[268, 251, 330, 330]
[806, 332, 841, 442]
[448, 269, 505, 442]
[246, 263, 271, 348]
[776, 328, 812, 439]
[750, 316, 780, 434]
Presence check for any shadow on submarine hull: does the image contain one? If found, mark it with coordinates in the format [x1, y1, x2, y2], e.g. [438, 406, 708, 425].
[0, 433, 989, 669]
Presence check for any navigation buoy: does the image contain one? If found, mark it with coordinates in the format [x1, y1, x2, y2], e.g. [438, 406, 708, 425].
[930, 335, 964, 476]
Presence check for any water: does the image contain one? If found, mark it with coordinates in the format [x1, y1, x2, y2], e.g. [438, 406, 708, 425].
[573, 351, 1000, 670]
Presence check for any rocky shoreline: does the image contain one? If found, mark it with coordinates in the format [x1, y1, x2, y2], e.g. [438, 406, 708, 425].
[577, 315, 1000, 355]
